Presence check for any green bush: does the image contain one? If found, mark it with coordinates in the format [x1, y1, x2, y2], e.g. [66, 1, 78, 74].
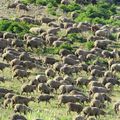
[0, 20, 31, 38]
[60, 2, 81, 12]
[67, 33, 86, 43]
[85, 41, 94, 50]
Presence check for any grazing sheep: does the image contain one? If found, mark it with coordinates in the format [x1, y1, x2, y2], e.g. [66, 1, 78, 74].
[47, 80, 61, 92]
[3, 32, 16, 39]
[13, 69, 30, 80]
[89, 86, 108, 96]
[67, 102, 83, 114]
[16, 4, 29, 13]
[59, 49, 71, 57]
[73, 115, 85, 120]
[36, 75, 47, 83]
[44, 56, 57, 65]
[76, 77, 89, 86]
[12, 65, 24, 72]
[0, 62, 9, 72]
[45, 68, 55, 77]
[95, 29, 110, 37]
[93, 93, 111, 103]
[4, 93, 14, 99]
[59, 85, 77, 94]
[62, 56, 79, 65]
[38, 94, 54, 104]
[14, 104, 32, 114]
[53, 76, 63, 81]
[82, 107, 105, 118]
[91, 69, 104, 77]
[10, 59, 21, 67]
[0, 88, 13, 97]
[41, 17, 55, 24]
[38, 83, 52, 94]
[10, 113, 27, 120]
[60, 64, 73, 75]
[90, 99, 105, 108]
[61, 0, 70, 4]
[53, 62, 64, 72]
[21, 84, 36, 94]
[114, 101, 120, 114]
[11, 95, 34, 106]
[111, 63, 120, 73]
[88, 81, 103, 88]
[4, 98, 11, 108]
[58, 95, 79, 106]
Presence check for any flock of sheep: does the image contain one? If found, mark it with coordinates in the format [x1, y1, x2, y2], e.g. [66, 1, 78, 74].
[0, 0, 120, 120]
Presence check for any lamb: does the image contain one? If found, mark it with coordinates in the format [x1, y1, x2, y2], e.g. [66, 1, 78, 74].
[37, 94, 54, 104]
[45, 68, 55, 78]
[66, 102, 83, 114]
[21, 84, 36, 94]
[114, 101, 120, 114]
[14, 104, 32, 114]
[11, 95, 34, 107]
[38, 83, 52, 94]
[58, 95, 79, 106]
[82, 107, 105, 118]
[10, 113, 27, 120]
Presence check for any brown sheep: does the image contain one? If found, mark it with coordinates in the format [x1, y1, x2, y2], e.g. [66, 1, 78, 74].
[59, 49, 71, 57]
[14, 104, 32, 114]
[58, 95, 79, 106]
[45, 68, 55, 78]
[44, 56, 57, 65]
[10, 113, 27, 120]
[82, 107, 105, 118]
[21, 84, 36, 94]
[114, 101, 120, 114]
[38, 83, 52, 94]
[67, 102, 83, 114]
[35, 75, 47, 83]
[37, 94, 54, 104]
[76, 77, 89, 86]
[11, 95, 34, 107]
[53, 62, 64, 72]
[91, 69, 104, 77]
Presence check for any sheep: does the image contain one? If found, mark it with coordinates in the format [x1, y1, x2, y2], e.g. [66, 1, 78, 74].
[16, 4, 29, 13]
[10, 59, 21, 67]
[13, 69, 30, 80]
[62, 56, 79, 65]
[105, 82, 113, 91]
[12, 39, 24, 47]
[59, 85, 77, 94]
[0, 38, 8, 50]
[3, 98, 11, 108]
[76, 77, 89, 86]
[89, 86, 108, 96]
[47, 27, 60, 35]
[93, 93, 111, 103]
[88, 65, 105, 72]
[0, 88, 13, 97]
[88, 81, 103, 88]
[66, 102, 83, 114]
[4, 93, 14, 99]
[53, 76, 63, 81]
[73, 115, 85, 120]
[94, 40, 112, 49]
[53, 62, 64, 72]
[47, 80, 61, 92]
[90, 99, 105, 108]
[14, 104, 32, 114]
[58, 95, 79, 106]
[53, 40, 64, 47]
[0, 62, 9, 72]
[21, 84, 36, 94]
[35, 75, 47, 83]
[90, 69, 104, 77]
[11, 95, 34, 107]
[44, 56, 57, 65]
[38, 94, 54, 104]
[114, 101, 120, 114]
[59, 49, 72, 57]
[95, 29, 110, 37]
[10, 113, 27, 120]
[63, 76, 75, 85]
[45, 68, 55, 77]
[12, 65, 24, 72]
[111, 63, 120, 73]
[41, 16, 55, 24]
[46, 35, 58, 45]
[38, 83, 52, 94]
[3, 32, 16, 39]
[60, 64, 73, 75]
[82, 107, 105, 118]
[61, 0, 70, 4]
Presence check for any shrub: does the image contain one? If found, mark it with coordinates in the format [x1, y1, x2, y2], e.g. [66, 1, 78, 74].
[85, 41, 94, 50]
[60, 2, 81, 12]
